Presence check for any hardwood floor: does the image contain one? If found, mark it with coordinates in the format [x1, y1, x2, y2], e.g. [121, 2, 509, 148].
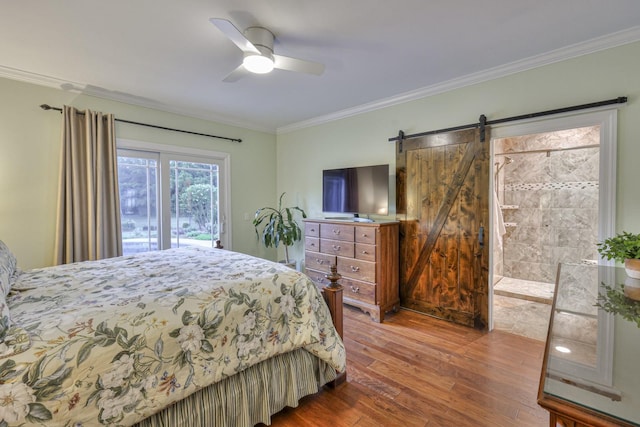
[269, 306, 549, 426]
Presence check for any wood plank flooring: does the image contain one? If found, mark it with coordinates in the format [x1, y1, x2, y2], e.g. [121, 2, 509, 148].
[269, 306, 549, 426]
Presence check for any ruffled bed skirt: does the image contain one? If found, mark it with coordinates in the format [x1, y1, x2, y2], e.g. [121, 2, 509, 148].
[135, 348, 337, 427]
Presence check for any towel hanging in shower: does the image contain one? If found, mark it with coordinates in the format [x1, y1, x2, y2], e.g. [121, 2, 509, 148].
[494, 191, 507, 252]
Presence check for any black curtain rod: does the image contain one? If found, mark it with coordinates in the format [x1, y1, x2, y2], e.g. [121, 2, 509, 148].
[388, 96, 628, 142]
[40, 104, 242, 143]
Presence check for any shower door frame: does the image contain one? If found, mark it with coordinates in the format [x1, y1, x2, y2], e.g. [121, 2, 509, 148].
[489, 107, 618, 387]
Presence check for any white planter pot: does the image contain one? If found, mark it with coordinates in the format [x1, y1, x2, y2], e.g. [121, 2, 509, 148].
[279, 260, 297, 270]
[625, 259, 640, 279]
[624, 276, 640, 301]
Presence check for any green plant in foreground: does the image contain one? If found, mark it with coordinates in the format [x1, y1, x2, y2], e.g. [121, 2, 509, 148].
[597, 231, 640, 263]
[253, 192, 307, 264]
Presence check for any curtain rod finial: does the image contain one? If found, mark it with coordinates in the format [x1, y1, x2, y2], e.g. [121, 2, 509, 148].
[40, 104, 52, 110]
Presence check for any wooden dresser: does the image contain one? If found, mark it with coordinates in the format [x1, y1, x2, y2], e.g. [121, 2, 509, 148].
[303, 219, 399, 322]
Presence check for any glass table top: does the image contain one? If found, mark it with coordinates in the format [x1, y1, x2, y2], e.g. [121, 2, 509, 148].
[541, 263, 640, 426]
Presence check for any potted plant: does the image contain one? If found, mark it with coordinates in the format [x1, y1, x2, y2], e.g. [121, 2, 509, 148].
[597, 231, 640, 279]
[253, 192, 307, 267]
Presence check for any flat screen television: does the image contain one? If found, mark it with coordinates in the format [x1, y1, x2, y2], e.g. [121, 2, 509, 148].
[322, 164, 389, 216]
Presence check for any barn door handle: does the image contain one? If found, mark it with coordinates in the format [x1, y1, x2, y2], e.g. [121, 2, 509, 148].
[478, 226, 484, 247]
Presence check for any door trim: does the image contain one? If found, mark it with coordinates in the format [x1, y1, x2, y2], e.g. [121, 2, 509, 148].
[488, 108, 617, 331]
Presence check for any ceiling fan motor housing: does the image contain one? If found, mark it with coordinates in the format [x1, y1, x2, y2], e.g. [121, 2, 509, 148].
[244, 27, 275, 55]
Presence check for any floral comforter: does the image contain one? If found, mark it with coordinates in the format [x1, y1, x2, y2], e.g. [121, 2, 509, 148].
[1, 247, 346, 426]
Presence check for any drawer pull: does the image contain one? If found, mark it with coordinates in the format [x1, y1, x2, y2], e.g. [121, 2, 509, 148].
[350, 286, 360, 293]
[361, 234, 368, 237]
[315, 258, 326, 264]
[332, 245, 341, 251]
[361, 250, 369, 254]
[350, 266, 360, 272]
[311, 228, 316, 232]
[333, 229, 341, 235]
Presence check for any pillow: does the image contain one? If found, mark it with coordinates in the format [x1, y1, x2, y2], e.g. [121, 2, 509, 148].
[0, 240, 18, 296]
[0, 295, 10, 339]
[0, 241, 17, 350]
[0, 295, 30, 358]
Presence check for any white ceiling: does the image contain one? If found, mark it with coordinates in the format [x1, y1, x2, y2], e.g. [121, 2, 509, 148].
[2, 1, 640, 133]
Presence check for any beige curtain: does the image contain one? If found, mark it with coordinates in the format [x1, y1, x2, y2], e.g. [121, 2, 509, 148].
[54, 106, 122, 264]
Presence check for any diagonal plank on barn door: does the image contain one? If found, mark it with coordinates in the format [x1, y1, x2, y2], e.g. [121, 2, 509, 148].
[404, 137, 483, 294]
[396, 128, 489, 328]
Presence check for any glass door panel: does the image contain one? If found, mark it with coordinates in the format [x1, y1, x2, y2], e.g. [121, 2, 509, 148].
[117, 153, 159, 255]
[169, 160, 220, 248]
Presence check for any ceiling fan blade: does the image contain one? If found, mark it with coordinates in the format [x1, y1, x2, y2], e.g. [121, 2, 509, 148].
[222, 64, 250, 83]
[209, 18, 260, 54]
[273, 54, 325, 75]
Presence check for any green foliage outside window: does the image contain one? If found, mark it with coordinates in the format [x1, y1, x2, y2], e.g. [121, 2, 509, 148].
[180, 184, 217, 232]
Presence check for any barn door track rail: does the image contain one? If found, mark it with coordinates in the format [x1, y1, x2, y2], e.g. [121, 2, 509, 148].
[390, 96, 627, 150]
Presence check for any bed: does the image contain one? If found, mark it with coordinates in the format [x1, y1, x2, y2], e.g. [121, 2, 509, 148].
[0, 242, 346, 426]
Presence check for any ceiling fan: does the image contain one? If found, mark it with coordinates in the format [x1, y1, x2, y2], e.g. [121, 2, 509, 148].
[210, 18, 325, 82]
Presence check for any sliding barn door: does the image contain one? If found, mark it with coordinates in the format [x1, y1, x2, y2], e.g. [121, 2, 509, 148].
[396, 128, 489, 328]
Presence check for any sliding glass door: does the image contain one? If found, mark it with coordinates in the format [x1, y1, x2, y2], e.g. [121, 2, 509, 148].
[117, 146, 228, 255]
[118, 150, 160, 254]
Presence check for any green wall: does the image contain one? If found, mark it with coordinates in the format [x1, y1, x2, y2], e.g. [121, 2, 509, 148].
[277, 41, 640, 265]
[0, 78, 277, 269]
[3, 40, 640, 269]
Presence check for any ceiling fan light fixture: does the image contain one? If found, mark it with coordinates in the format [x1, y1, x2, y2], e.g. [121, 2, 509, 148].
[243, 53, 274, 74]
[211, 19, 324, 81]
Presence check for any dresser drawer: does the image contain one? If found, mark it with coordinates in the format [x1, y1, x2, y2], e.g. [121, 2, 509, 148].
[320, 223, 355, 242]
[305, 268, 332, 288]
[337, 257, 376, 283]
[355, 243, 376, 262]
[320, 238, 355, 258]
[355, 226, 376, 245]
[305, 252, 335, 272]
[305, 222, 320, 238]
[305, 237, 320, 252]
[341, 277, 376, 305]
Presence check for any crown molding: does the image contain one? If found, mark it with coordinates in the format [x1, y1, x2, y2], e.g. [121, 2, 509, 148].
[277, 25, 640, 135]
[3, 25, 639, 137]
[0, 65, 274, 134]
[0, 66, 75, 88]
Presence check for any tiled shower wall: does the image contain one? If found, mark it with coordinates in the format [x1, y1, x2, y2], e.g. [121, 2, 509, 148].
[495, 126, 600, 284]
